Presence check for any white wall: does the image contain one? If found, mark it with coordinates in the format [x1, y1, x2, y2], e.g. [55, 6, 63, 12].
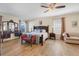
[0, 12, 19, 23]
[29, 17, 53, 33]
[64, 13, 79, 34]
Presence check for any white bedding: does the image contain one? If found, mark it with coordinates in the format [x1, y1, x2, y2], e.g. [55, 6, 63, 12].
[40, 32, 48, 41]
[23, 31, 48, 42]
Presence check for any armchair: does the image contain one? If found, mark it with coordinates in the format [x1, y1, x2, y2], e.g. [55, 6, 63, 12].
[20, 34, 36, 46]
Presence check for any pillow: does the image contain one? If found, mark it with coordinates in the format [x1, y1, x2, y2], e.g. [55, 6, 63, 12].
[33, 29, 37, 32]
[42, 29, 46, 33]
[66, 33, 70, 37]
[37, 29, 40, 32]
[34, 29, 40, 33]
[63, 32, 70, 37]
[40, 29, 42, 32]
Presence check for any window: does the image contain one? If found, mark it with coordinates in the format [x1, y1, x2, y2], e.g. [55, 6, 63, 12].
[53, 19, 61, 34]
[19, 22, 26, 32]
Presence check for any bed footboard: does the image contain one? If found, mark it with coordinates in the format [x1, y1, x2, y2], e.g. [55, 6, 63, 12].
[40, 35, 43, 46]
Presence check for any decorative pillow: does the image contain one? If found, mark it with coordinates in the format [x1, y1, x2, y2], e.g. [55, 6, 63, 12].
[63, 32, 70, 37]
[42, 29, 46, 33]
[66, 33, 70, 37]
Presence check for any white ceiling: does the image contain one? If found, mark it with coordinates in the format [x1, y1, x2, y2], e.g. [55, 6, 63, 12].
[0, 3, 79, 19]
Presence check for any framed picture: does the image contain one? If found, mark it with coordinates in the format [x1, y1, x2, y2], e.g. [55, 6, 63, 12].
[72, 20, 78, 27]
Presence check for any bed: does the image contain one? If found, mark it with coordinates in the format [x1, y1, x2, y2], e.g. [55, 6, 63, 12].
[33, 26, 49, 45]
[23, 26, 49, 46]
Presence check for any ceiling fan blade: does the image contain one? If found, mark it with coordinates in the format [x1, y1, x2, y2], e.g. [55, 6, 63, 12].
[55, 5, 66, 9]
[44, 10, 49, 13]
[41, 5, 48, 8]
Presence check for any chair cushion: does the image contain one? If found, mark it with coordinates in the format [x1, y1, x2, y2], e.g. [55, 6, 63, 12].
[21, 34, 30, 40]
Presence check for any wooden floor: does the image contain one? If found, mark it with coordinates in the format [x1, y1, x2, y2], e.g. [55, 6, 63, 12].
[1, 39, 79, 56]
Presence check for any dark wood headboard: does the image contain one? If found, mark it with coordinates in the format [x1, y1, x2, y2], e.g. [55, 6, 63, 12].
[33, 26, 49, 33]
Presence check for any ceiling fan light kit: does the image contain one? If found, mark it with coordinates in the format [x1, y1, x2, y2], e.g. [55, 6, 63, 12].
[41, 3, 66, 13]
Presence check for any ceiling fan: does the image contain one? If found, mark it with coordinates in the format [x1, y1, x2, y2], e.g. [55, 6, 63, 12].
[41, 3, 66, 13]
